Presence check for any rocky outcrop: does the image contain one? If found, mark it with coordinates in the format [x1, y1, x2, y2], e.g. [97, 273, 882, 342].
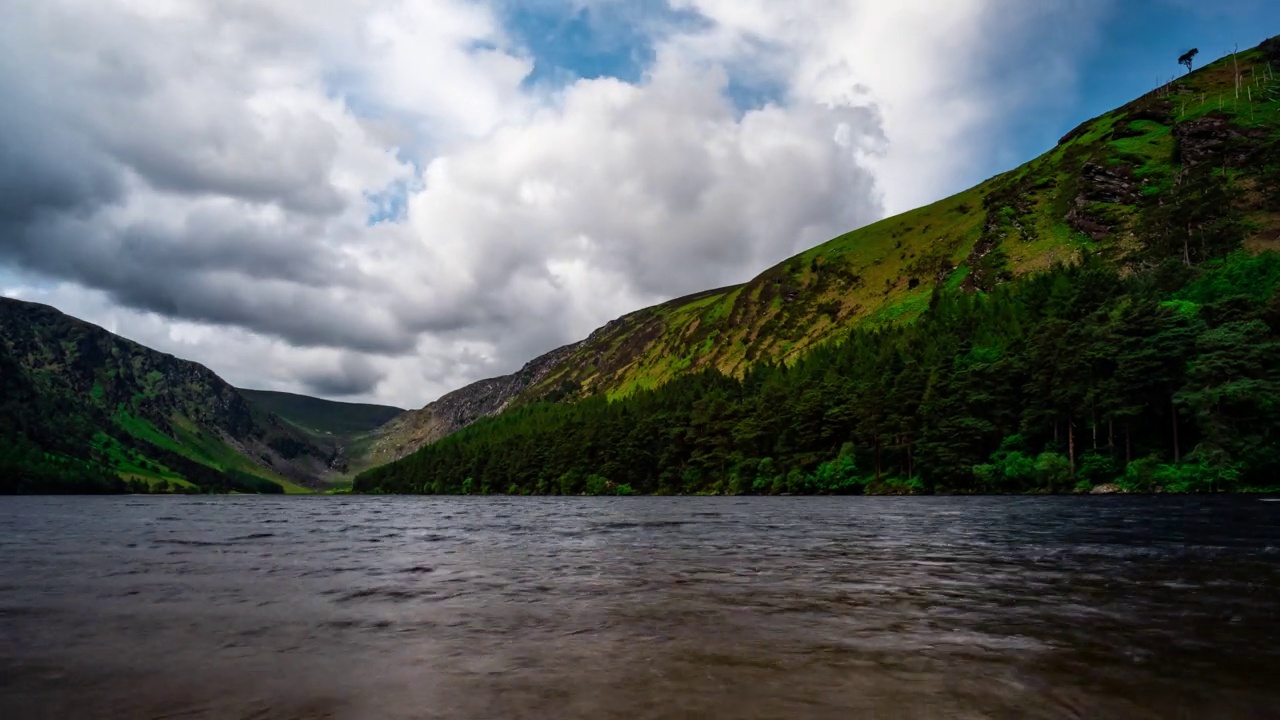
[1065, 206, 1114, 241]
[962, 182, 1028, 292]
[1065, 162, 1139, 241]
[1077, 162, 1139, 205]
[1174, 111, 1267, 168]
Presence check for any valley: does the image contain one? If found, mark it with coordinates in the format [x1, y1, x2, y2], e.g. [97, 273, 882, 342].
[4, 38, 1280, 496]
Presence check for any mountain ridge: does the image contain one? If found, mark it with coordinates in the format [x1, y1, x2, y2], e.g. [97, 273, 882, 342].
[0, 297, 345, 493]
[363, 339, 586, 465]
[370, 37, 1280, 461]
[238, 389, 403, 437]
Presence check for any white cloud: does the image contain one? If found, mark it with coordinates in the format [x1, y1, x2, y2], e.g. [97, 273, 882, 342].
[663, 0, 1106, 213]
[0, 0, 1106, 406]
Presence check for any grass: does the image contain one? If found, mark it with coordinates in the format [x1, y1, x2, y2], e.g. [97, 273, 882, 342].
[91, 431, 187, 486]
[112, 410, 313, 494]
[463, 39, 1280, 411]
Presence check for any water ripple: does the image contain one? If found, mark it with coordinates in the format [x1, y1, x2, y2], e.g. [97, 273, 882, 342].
[0, 495, 1277, 719]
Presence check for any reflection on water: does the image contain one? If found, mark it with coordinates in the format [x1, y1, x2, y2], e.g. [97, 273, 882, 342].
[0, 495, 1277, 719]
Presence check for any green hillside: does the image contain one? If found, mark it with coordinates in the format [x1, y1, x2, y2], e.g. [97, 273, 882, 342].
[0, 298, 340, 494]
[372, 37, 1280, 461]
[355, 252, 1280, 495]
[358, 37, 1280, 495]
[239, 389, 403, 438]
[510, 39, 1280, 403]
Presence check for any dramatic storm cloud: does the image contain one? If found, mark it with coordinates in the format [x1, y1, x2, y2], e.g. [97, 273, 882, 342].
[7, 0, 1251, 406]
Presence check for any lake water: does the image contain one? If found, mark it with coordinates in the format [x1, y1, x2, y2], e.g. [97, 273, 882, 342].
[1, 496, 1278, 719]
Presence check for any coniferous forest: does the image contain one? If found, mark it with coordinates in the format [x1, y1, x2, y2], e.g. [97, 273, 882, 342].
[356, 251, 1280, 495]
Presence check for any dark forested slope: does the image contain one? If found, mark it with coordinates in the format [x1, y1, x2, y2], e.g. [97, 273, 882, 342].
[0, 298, 340, 493]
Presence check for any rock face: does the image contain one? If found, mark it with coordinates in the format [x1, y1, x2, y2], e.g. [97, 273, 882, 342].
[1174, 111, 1267, 168]
[367, 340, 585, 463]
[1066, 162, 1140, 241]
[1090, 483, 1122, 495]
[1077, 162, 1140, 205]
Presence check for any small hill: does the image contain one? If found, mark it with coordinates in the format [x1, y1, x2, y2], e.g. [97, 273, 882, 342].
[371, 36, 1280, 462]
[0, 298, 343, 493]
[238, 389, 403, 438]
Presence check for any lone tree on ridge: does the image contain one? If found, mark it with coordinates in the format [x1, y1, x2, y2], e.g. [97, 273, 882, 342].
[1178, 48, 1199, 73]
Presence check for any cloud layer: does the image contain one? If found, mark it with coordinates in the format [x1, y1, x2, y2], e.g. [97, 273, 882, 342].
[0, 0, 1103, 405]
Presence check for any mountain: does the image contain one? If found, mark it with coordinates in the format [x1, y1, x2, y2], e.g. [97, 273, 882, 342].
[0, 298, 345, 493]
[238, 389, 405, 479]
[372, 37, 1280, 462]
[360, 341, 584, 465]
[238, 389, 403, 438]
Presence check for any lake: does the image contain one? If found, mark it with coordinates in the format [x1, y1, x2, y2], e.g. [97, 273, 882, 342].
[1, 495, 1278, 719]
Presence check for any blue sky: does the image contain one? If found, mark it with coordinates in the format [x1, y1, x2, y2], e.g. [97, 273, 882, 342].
[988, 0, 1278, 174]
[497, 0, 1280, 201]
[359, 1, 1280, 227]
[499, 0, 692, 86]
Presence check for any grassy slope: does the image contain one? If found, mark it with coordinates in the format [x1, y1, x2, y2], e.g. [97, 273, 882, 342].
[238, 389, 404, 437]
[513, 44, 1280, 404]
[119, 412, 315, 494]
[103, 378, 320, 494]
[91, 416, 313, 494]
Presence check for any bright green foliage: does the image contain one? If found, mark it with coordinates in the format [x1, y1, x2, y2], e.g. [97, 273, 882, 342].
[811, 455, 864, 494]
[583, 475, 610, 496]
[1033, 453, 1073, 494]
[357, 252, 1280, 495]
[1177, 252, 1280, 305]
[1119, 457, 1241, 494]
[1078, 452, 1121, 488]
[973, 436, 1038, 492]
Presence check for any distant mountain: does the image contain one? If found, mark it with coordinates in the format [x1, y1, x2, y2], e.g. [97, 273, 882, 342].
[372, 36, 1280, 462]
[360, 342, 581, 466]
[238, 389, 403, 438]
[0, 298, 343, 494]
[238, 389, 406, 479]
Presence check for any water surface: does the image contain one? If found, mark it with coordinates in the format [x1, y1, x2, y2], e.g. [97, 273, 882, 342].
[1, 496, 1277, 719]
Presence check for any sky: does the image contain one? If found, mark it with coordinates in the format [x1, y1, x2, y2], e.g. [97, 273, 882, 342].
[1, 0, 1277, 408]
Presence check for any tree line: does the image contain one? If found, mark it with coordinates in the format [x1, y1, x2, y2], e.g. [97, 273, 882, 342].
[356, 251, 1280, 495]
